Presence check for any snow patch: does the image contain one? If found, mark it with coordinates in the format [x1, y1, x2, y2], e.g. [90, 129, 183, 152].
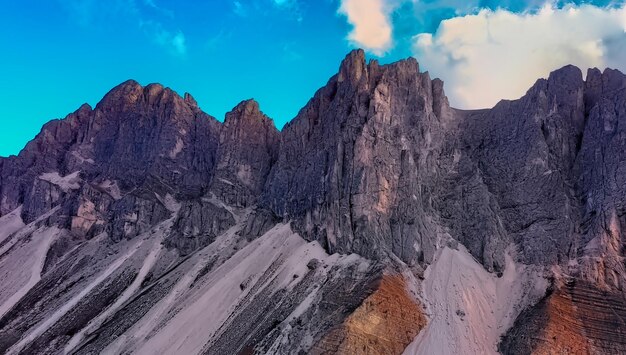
[39, 171, 81, 192]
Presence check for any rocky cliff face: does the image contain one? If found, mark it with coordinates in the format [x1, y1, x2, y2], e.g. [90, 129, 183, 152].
[0, 50, 624, 354]
[212, 99, 279, 207]
[263, 50, 451, 269]
[498, 66, 626, 355]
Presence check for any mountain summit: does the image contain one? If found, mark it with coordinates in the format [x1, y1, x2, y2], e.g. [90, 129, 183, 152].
[0, 50, 625, 354]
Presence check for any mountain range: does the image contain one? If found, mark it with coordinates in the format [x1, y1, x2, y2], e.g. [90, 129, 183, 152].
[0, 49, 625, 354]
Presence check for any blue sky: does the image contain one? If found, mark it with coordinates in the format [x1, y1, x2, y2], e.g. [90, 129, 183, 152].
[1, 0, 625, 156]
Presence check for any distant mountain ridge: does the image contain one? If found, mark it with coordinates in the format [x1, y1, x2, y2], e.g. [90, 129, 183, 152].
[0, 49, 625, 354]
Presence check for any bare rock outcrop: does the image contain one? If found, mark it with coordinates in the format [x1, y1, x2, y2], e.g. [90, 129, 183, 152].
[0, 50, 626, 354]
[210, 99, 279, 207]
[311, 274, 427, 355]
[263, 50, 452, 267]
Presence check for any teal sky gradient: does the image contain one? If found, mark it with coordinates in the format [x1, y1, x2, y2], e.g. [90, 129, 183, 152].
[1, 0, 361, 156]
[0, 0, 620, 156]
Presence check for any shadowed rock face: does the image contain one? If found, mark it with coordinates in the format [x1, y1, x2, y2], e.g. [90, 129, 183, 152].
[450, 66, 587, 268]
[0, 50, 625, 354]
[211, 99, 280, 207]
[263, 49, 451, 268]
[0, 80, 223, 232]
[498, 67, 626, 355]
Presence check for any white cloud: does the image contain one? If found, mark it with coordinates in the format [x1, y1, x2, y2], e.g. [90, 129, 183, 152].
[413, 4, 626, 109]
[171, 31, 187, 56]
[272, 0, 303, 22]
[140, 20, 187, 56]
[233, 1, 247, 17]
[338, 0, 398, 55]
[59, 0, 139, 26]
[143, 0, 174, 18]
[60, 0, 184, 57]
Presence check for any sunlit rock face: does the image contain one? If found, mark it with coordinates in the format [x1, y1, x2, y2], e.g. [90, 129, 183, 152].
[500, 280, 626, 354]
[0, 50, 625, 354]
[311, 274, 427, 355]
[263, 49, 454, 268]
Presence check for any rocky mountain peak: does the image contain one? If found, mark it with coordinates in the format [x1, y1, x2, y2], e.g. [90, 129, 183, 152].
[585, 67, 626, 105]
[95, 80, 198, 120]
[212, 99, 279, 208]
[221, 99, 277, 143]
[96, 79, 144, 110]
[75, 102, 93, 115]
[142, 83, 170, 105]
[262, 48, 451, 267]
[183, 92, 198, 107]
[338, 49, 367, 84]
[1, 51, 626, 355]
[62, 103, 93, 129]
[221, 100, 277, 144]
[227, 99, 266, 122]
[548, 64, 583, 84]
[547, 65, 585, 116]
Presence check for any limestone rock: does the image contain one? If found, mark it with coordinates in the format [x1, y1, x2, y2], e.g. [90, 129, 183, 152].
[211, 99, 279, 207]
[0, 51, 626, 354]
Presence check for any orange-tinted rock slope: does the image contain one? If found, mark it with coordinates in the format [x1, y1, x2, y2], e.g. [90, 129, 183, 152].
[311, 274, 426, 355]
[500, 280, 626, 354]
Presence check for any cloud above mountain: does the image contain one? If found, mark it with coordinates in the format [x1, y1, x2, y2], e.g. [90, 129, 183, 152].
[338, 0, 626, 109]
[414, 4, 626, 108]
[60, 0, 186, 56]
[338, 0, 399, 55]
